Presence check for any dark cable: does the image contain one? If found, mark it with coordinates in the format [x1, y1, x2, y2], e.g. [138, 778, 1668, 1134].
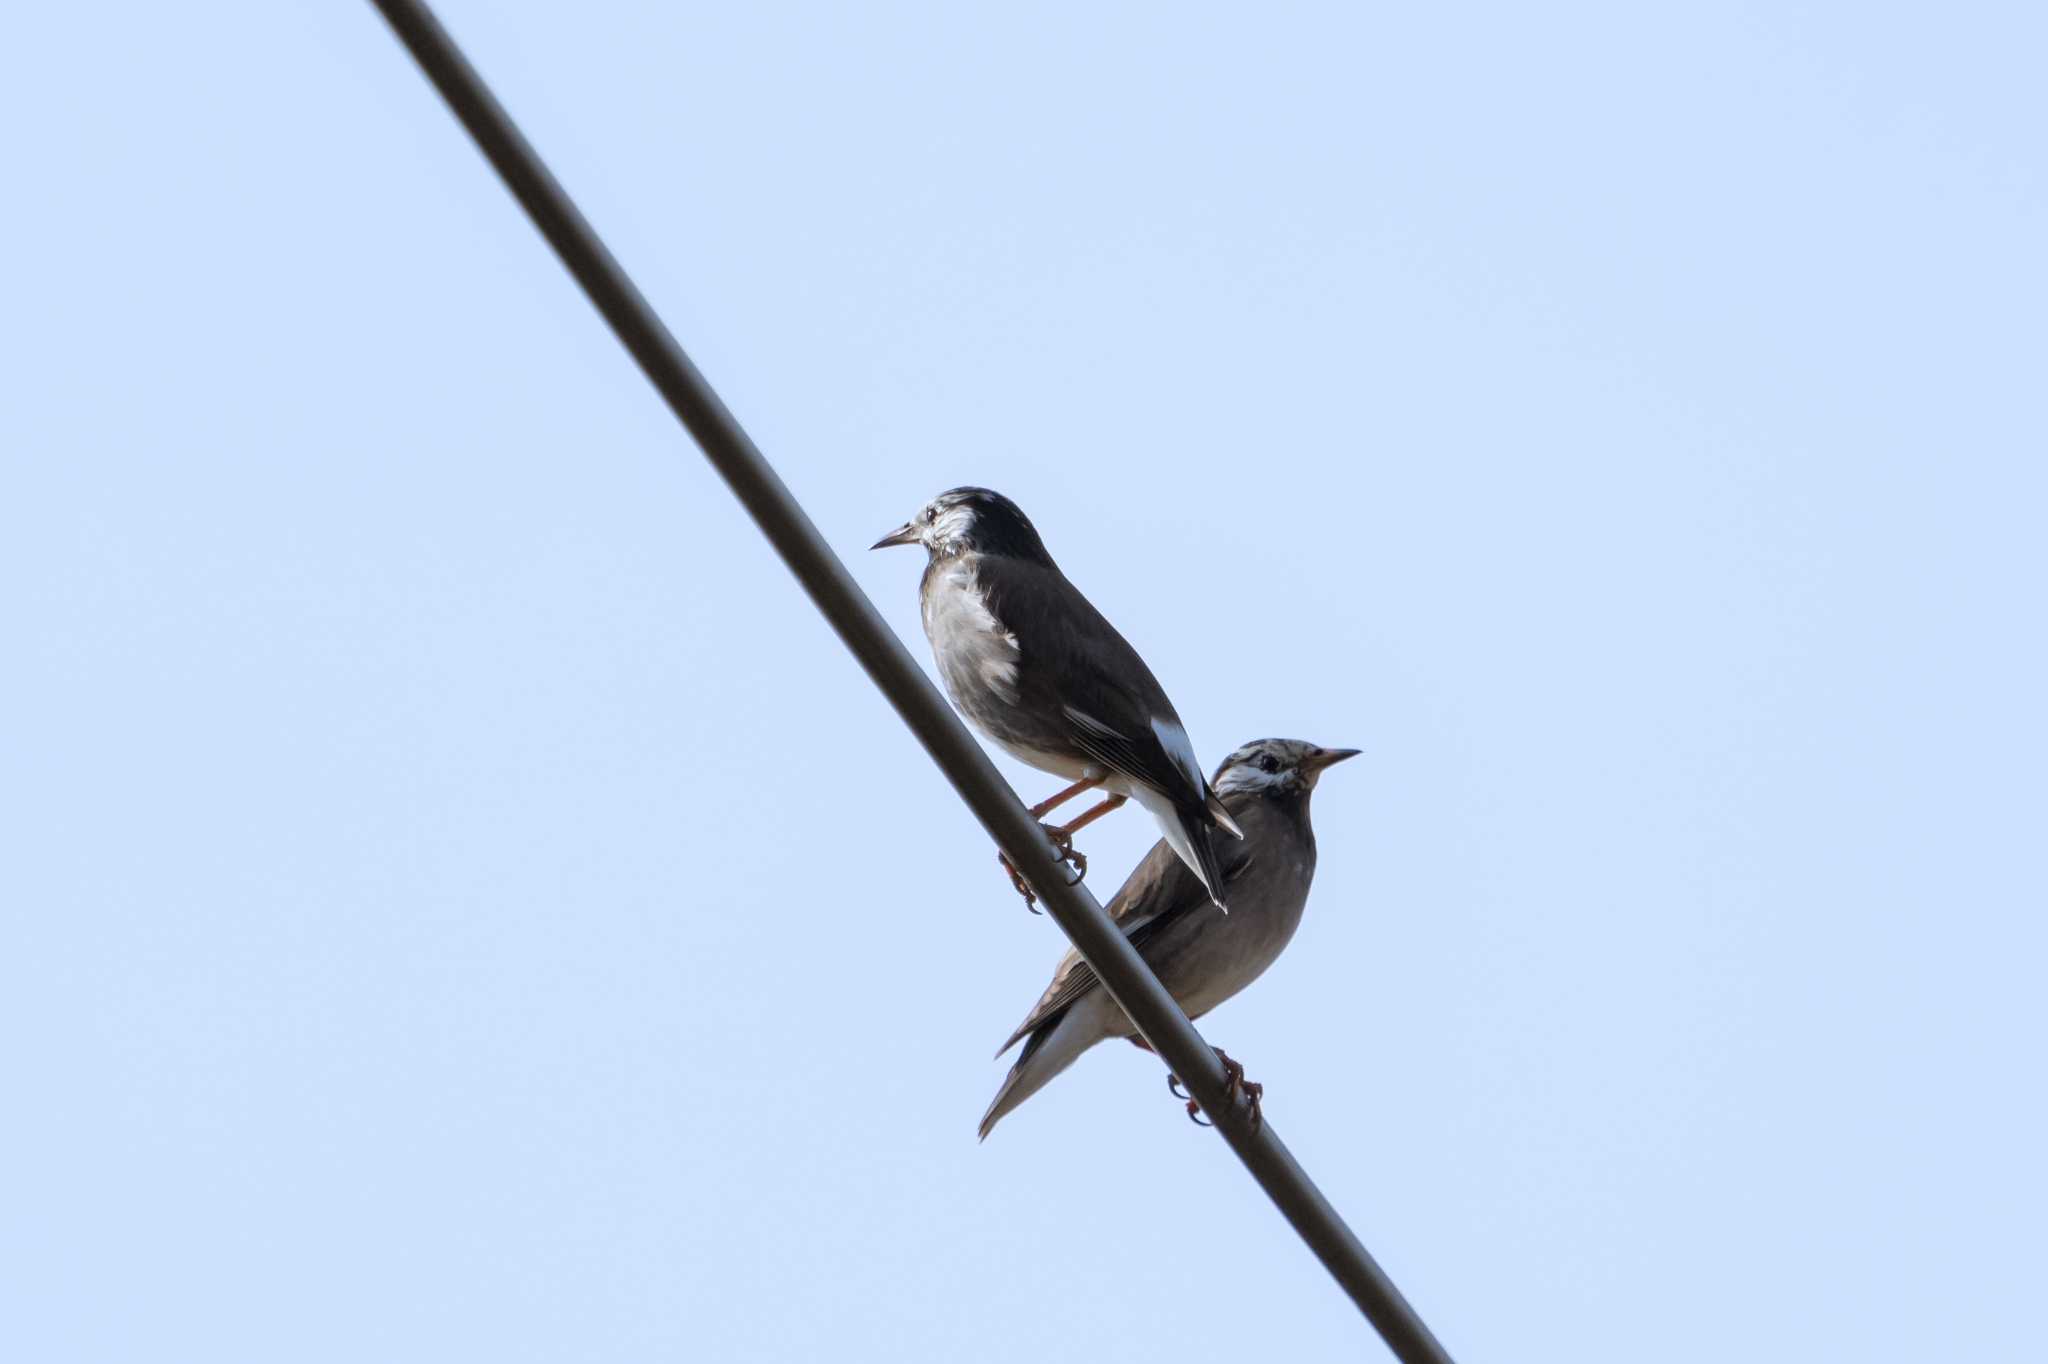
[365, 4, 1454, 1357]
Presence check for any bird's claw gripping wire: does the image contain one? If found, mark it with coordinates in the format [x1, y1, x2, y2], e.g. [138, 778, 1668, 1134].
[998, 825, 1087, 911]
[1047, 824, 1086, 878]
[1170, 1048, 1264, 1130]
[1222, 1050, 1265, 1131]
[999, 851, 1043, 911]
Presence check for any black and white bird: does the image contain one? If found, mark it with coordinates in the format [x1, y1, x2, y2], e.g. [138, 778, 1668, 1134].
[873, 487, 1240, 909]
[978, 738, 1357, 1139]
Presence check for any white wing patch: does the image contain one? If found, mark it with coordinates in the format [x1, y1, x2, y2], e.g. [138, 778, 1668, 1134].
[1151, 717, 1206, 796]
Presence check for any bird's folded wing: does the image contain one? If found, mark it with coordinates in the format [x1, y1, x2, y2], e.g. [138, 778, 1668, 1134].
[1060, 705, 1199, 803]
[994, 837, 1256, 1056]
[979, 558, 1213, 810]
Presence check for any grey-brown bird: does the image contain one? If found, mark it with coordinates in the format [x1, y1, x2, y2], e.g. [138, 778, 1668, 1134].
[978, 738, 1358, 1139]
[873, 487, 1240, 910]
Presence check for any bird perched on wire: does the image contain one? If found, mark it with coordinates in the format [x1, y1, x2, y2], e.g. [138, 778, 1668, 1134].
[977, 738, 1357, 1139]
[873, 486, 1240, 910]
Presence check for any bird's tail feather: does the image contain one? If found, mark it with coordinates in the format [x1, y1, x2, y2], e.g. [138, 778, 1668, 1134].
[1182, 817, 1231, 914]
[978, 1003, 1105, 1141]
[1133, 785, 1232, 914]
[1157, 804, 1230, 914]
[1206, 790, 1244, 840]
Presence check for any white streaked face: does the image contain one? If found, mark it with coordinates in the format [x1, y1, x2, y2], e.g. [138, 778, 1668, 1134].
[920, 496, 979, 552]
[875, 489, 1030, 561]
[1213, 739, 1353, 797]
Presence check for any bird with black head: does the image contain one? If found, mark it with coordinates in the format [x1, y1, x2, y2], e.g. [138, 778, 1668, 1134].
[874, 487, 1240, 910]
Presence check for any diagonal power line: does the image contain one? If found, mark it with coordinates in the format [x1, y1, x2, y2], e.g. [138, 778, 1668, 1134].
[366, 3, 1455, 1358]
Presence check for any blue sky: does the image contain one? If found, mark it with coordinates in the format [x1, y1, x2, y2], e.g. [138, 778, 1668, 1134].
[4, 3, 2043, 1360]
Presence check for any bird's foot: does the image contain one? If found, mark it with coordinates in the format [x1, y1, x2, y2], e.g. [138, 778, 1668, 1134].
[998, 851, 1043, 912]
[1217, 1048, 1264, 1130]
[1045, 824, 1087, 880]
[1170, 1049, 1263, 1129]
[997, 825, 1088, 912]
[1166, 1071, 1211, 1126]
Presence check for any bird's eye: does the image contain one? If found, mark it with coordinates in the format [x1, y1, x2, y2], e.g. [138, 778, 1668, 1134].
[922, 506, 935, 524]
[1256, 753, 1280, 774]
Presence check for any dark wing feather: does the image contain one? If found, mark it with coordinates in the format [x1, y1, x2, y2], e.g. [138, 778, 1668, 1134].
[975, 557, 1213, 811]
[1061, 705, 1168, 791]
[993, 831, 1256, 1056]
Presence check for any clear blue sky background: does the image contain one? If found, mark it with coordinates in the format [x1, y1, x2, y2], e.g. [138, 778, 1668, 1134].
[4, 3, 2043, 1360]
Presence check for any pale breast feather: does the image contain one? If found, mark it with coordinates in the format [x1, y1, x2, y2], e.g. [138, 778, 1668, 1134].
[922, 560, 1021, 705]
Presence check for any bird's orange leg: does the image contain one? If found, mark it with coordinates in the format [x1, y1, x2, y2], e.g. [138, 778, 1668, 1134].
[1028, 777, 1101, 819]
[1040, 793, 1127, 879]
[1000, 783, 1123, 910]
[1051, 793, 1127, 840]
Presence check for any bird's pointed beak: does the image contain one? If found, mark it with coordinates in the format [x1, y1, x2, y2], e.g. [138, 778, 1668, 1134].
[1309, 747, 1361, 772]
[870, 521, 920, 550]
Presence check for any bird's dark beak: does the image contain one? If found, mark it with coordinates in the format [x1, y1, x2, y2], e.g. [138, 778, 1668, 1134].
[1309, 747, 1361, 772]
[870, 521, 920, 550]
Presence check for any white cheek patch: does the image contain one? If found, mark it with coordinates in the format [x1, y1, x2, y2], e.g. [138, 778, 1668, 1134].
[930, 503, 978, 547]
[1215, 763, 1290, 796]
